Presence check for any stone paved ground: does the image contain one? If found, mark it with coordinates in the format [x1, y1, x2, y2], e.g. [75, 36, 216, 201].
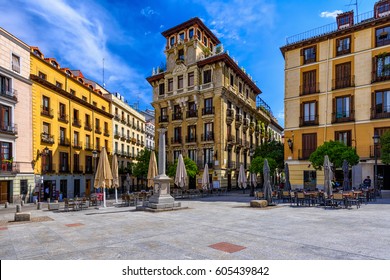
[1, 191, 390, 260]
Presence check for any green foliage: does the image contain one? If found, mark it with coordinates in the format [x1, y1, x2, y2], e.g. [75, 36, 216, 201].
[132, 149, 152, 178]
[380, 131, 390, 164]
[309, 141, 359, 170]
[253, 140, 284, 170]
[166, 157, 198, 178]
[249, 157, 277, 175]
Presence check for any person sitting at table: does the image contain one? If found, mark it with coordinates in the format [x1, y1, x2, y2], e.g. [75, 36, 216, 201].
[363, 176, 371, 188]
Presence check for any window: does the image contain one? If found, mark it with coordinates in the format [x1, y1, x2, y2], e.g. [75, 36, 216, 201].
[301, 133, 317, 160]
[168, 78, 173, 92]
[60, 127, 66, 144]
[188, 72, 194, 87]
[334, 62, 352, 89]
[159, 83, 165, 95]
[173, 127, 181, 143]
[173, 105, 182, 120]
[301, 70, 317, 95]
[335, 130, 352, 146]
[203, 36, 208, 46]
[38, 71, 47, 80]
[173, 150, 181, 161]
[20, 180, 28, 196]
[0, 104, 11, 132]
[302, 46, 316, 64]
[74, 131, 79, 146]
[204, 122, 213, 141]
[204, 148, 214, 166]
[197, 29, 201, 40]
[178, 32, 185, 42]
[96, 137, 100, 150]
[178, 49, 184, 61]
[12, 54, 20, 73]
[204, 98, 213, 115]
[170, 36, 175, 47]
[95, 118, 100, 132]
[85, 135, 91, 149]
[188, 149, 197, 162]
[0, 142, 12, 167]
[0, 75, 11, 97]
[42, 122, 50, 135]
[189, 28, 194, 39]
[239, 82, 243, 93]
[230, 73, 234, 86]
[300, 101, 317, 126]
[336, 36, 351, 56]
[56, 81, 63, 89]
[187, 101, 197, 118]
[160, 107, 168, 122]
[177, 75, 183, 89]
[59, 103, 66, 120]
[70, 89, 75, 95]
[335, 96, 352, 121]
[82, 96, 87, 101]
[376, 1, 390, 18]
[374, 53, 390, 81]
[246, 89, 249, 99]
[203, 69, 211, 84]
[376, 25, 390, 47]
[187, 125, 196, 142]
[42, 96, 50, 111]
[74, 154, 80, 171]
[59, 152, 69, 172]
[73, 109, 80, 126]
[373, 90, 390, 119]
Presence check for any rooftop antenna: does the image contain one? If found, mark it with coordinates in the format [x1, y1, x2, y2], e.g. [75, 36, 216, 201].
[102, 58, 106, 88]
[347, 0, 359, 22]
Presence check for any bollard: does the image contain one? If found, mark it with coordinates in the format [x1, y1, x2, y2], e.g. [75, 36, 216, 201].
[5, 202, 9, 208]
[21, 200, 24, 206]
[16, 205, 21, 213]
[37, 202, 42, 210]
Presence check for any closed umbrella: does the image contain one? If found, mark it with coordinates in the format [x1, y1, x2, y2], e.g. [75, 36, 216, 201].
[147, 151, 158, 189]
[174, 154, 187, 189]
[342, 159, 350, 191]
[238, 163, 247, 193]
[263, 159, 272, 204]
[324, 155, 333, 198]
[125, 173, 131, 193]
[202, 163, 210, 190]
[112, 153, 119, 204]
[284, 163, 291, 191]
[94, 147, 113, 208]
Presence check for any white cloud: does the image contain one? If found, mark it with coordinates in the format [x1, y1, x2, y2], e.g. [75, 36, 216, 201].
[320, 10, 343, 18]
[141, 6, 158, 17]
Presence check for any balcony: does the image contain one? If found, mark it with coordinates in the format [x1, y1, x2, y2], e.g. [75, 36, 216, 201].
[121, 117, 126, 124]
[0, 122, 17, 135]
[104, 129, 110, 137]
[197, 160, 214, 169]
[58, 113, 69, 123]
[42, 163, 55, 174]
[226, 108, 234, 124]
[242, 118, 250, 131]
[0, 88, 18, 102]
[41, 106, 53, 118]
[332, 110, 355, 123]
[72, 118, 82, 128]
[299, 83, 320, 95]
[159, 115, 169, 123]
[227, 161, 236, 170]
[126, 136, 131, 143]
[84, 122, 93, 131]
[58, 137, 70, 146]
[41, 133, 54, 144]
[235, 114, 242, 127]
[0, 161, 20, 174]
[299, 115, 319, 127]
[201, 132, 214, 142]
[371, 106, 390, 119]
[332, 76, 355, 90]
[171, 137, 182, 145]
[95, 127, 102, 134]
[185, 135, 197, 143]
[73, 165, 83, 174]
[372, 70, 390, 83]
[186, 109, 198, 118]
[59, 165, 70, 173]
[114, 114, 120, 121]
[172, 112, 183, 121]
[202, 107, 214, 116]
[114, 131, 121, 139]
[72, 141, 82, 149]
[85, 143, 93, 151]
[227, 134, 236, 143]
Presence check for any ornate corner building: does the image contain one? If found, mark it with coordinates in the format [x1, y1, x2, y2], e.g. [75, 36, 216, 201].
[280, 0, 390, 190]
[147, 17, 277, 190]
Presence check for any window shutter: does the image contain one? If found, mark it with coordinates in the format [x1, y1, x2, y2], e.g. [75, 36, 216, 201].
[372, 57, 377, 82]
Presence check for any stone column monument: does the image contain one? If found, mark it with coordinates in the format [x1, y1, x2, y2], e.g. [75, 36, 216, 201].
[144, 128, 181, 210]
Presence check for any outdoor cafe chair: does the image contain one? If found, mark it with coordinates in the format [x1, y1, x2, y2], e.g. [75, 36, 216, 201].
[64, 198, 75, 211]
[345, 192, 360, 209]
[296, 192, 306, 206]
[281, 191, 291, 203]
[255, 191, 264, 200]
[331, 193, 345, 208]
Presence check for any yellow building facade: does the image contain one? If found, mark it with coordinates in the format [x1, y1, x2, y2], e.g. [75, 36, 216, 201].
[281, 1, 390, 190]
[30, 47, 113, 200]
[147, 18, 273, 190]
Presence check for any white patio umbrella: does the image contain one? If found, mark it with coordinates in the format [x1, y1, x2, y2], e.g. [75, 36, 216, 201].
[238, 163, 247, 193]
[111, 153, 119, 204]
[94, 147, 113, 208]
[202, 163, 210, 190]
[174, 154, 187, 189]
[263, 159, 272, 204]
[125, 173, 131, 193]
[147, 151, 158, 189]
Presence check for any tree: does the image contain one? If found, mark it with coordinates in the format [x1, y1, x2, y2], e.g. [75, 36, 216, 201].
[249, 156, 277, 176]
[309, 141, 359, 170]
[380, 130, 390, 164]
[166, 157, 198, 178]
[132, 149, 152, 179]
[253, 140, 284, 170]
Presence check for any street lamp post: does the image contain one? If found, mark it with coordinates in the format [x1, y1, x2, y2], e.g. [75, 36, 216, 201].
[373, 134, 380, 199]
[92, 150, 98, 193]
[249, 147, 255, 197]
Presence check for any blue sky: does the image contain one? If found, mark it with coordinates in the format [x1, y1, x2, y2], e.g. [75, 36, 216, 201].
[0, 0, 376, 127]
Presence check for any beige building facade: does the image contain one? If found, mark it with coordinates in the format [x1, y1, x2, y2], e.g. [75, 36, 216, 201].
[281, 1, 390, 190]
[0, 27, 34, 203]
[147, 18, 273, 190]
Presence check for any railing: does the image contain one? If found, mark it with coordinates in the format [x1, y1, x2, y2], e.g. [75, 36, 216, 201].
[114, 114, 120, 121]
[85, 143, 93, 151]
[0, 88, 18, 101]
[59, 165, 70, 173]
[104, 129, 110, 136]
[72, 118, 82, 127]
[299, 115, 319, 126]
[186, 135, 197, 143]
[332, 110, 355, 123]
[235, 114, 243, 123]
[186, 109, 198, 118]
[372, 70, 390, 83]
[300, 83, 320, 95]
[172, 112, 183, 120]
[73, 165, 83, 173]
[0, 122, 17, 134]
[58, 113, 68, 123]
[332, 76, 355, 90]
[171, 137, 182, 144]
[84, 122, 93, 131]
[159, 115, 169, 122]
[58, 137, 70, 146]
[371, 106, 390, 119]
[95, 127, 102, 134]
[41, 133, 54, 144]
[227, 134, 235, 143]
[72, 141, 83, 149]
[227, 161, 236, 169]
[42, 163, 55, 174]
[41, 106, 53, 118]
[202, 107, 214, 116]
[201, 133, 214, 141]
[0, 161, 20, 173]
[114, 131, 121, 138]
